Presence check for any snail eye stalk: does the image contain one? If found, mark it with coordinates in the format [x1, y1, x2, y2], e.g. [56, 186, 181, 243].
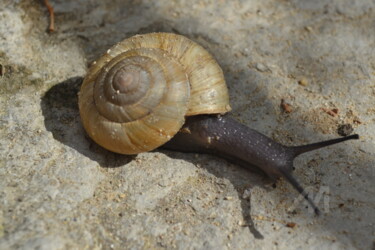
[164, 115, 359, 215]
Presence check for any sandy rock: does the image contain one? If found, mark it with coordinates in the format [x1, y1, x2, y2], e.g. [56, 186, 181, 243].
[1, 0, 374, 249]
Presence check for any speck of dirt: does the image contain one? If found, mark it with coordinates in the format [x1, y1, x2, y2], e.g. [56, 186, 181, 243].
[0, 53, 43, 95]
[337, 124, 354, 136]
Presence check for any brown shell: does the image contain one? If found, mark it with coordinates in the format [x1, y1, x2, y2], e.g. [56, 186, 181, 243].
[78, 33, 231, 154]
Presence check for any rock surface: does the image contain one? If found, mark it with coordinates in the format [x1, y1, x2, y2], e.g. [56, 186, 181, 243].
[1, 0, 374, 249]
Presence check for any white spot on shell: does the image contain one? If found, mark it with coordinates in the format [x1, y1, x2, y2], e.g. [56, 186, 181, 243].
[207, 137, 212, 144]
[146, 116, 159, 124]
[107, 49, 111, 54]
[209, 89, 217, 98]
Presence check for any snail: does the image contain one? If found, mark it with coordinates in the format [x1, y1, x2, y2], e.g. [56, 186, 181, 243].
[78, 32, 359, 215]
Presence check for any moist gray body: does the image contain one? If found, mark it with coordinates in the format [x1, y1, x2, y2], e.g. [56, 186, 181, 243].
[163, 115, 359, 215]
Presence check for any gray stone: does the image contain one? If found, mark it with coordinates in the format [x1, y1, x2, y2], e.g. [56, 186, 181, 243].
[1, 0, 374, 249]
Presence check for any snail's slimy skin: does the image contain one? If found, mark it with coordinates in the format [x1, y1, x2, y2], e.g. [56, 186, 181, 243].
[163, 115, 359, 215]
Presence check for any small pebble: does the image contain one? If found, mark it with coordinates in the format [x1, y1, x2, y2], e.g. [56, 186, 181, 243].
[255, 63, 268, 72]
[337, 124, 353, 136]
[286, 222, 296, 228]
[298, 78, 308, 86]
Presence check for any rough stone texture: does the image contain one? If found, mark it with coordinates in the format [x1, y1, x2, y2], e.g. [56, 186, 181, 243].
[0, 0, 374, 249]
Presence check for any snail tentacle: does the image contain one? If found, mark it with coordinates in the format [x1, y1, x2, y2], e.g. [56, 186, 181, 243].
[163, 115, 359, 215]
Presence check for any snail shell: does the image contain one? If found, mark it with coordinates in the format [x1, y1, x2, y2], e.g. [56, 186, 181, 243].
[79, 33, 231, 154]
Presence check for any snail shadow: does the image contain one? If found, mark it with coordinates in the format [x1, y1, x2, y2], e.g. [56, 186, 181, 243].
[41, 78, 267, 239]
[160, 149, 271, 239]
[40, 77, 135, 168]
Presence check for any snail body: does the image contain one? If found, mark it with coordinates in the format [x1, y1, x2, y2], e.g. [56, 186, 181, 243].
[79, 33, 359, 214]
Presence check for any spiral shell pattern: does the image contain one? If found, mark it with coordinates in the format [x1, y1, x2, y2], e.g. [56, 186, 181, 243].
[79, 33, 231, 154]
